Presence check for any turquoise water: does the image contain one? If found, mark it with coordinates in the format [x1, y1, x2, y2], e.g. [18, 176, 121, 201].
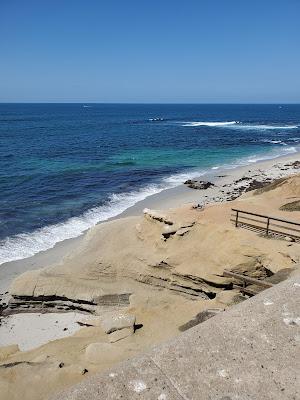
[0, 103, 299, 264]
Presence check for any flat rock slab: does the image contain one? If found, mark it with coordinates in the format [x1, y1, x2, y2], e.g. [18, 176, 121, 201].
[175, 227, 191, 236]
[53, 274, 300, 400]
[108, 327, 134, 343]
[100, 312, 136, 334]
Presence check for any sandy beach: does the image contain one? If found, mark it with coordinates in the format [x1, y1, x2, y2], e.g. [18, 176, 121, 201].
[1, 151, 300, 293]
[1, 151, 300, 400]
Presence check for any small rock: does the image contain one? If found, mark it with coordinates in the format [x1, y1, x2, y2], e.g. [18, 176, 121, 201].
[143, 208, 173, 225]
[184, 180, 215, 190]
[179, 221, 195, 228]
[192, 204, 203, 210]
[284, 236, 295, 242]
[216, 290, 240, 306]
[58, 362, 64, 368]
[162, 225, 178, 238]
[176, 227, 191, 236]
[108, 327, 134, 343]
[100, 312, 136, 334]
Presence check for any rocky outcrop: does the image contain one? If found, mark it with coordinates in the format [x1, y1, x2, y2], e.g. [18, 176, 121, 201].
[143, 208, 173, 225]
[133, 269, 224, 299]
[161, 223, 193, 239]
[184, 180, 215, 190]
[4, 293, 131, 316]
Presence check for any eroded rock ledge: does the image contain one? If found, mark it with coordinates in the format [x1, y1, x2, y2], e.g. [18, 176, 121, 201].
[3, 293, 131, 316]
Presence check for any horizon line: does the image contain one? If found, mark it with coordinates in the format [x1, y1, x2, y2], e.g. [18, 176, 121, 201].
[1, 102, 300, 105]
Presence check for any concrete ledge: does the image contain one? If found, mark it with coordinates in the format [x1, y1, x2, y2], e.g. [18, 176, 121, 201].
[52, 275, 300, 400]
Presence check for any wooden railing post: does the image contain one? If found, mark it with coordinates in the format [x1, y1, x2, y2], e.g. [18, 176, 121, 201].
[235, 210, 239, 227]
[266, 217, 270, 236]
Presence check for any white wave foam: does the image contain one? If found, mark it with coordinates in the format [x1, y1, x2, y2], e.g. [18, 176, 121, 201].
[163, 170, 205, 184]
[182, 121, 238, 127]
[181, 121, 298, 130]
[246, 146, 297, 163]
[0, 185, 165, 265]
[230, 124, 298, 131]
[261, 139, 287, 145]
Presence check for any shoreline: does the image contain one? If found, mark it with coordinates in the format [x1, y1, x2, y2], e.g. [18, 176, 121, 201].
[1, 150, 300, 293]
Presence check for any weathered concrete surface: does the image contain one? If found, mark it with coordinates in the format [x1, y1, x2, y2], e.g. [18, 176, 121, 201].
[52, 275, 300, 400]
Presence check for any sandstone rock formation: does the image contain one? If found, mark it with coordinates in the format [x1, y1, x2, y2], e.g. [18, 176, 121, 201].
[6, 175, 300, 317]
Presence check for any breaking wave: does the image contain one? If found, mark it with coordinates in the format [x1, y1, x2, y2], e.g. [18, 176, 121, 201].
[261, 139, 287, 145]
[230, 124, 298, 131]
[182, 121, 238, 127]
[245, 146, 297, 163]
[182, 121, 298, 130]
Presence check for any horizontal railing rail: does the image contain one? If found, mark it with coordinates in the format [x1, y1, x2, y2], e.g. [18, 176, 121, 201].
[231, 208, 300, 240]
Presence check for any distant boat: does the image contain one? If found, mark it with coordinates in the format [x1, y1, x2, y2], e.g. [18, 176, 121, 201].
[83, 105, 91, 108]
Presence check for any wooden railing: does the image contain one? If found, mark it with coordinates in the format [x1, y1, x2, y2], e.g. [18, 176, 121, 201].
[223, 269, 273, 296]
[231, 208, 300, 240]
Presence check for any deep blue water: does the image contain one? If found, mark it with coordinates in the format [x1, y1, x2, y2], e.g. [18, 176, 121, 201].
[0, 103, 300, 264]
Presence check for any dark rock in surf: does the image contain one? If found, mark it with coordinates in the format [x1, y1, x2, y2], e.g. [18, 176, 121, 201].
[184, 180, 215, 190]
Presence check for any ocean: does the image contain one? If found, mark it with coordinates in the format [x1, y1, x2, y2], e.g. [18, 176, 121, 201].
[0, 103, 299, 264]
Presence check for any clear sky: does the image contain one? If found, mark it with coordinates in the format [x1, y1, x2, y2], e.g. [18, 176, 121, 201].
[0, 0, 299, 103]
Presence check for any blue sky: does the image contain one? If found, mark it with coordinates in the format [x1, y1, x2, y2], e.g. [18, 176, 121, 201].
[0, 0, 299, 103]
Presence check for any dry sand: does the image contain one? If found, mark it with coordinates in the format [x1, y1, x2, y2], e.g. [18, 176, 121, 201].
[1, 152, 300, 400]
[0, 312, 85, 351]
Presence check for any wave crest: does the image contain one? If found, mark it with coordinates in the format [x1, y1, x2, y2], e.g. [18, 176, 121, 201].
[231, 124, 298, 130]
[182, 121, 238, 127]
[181, 121, 298, 130]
